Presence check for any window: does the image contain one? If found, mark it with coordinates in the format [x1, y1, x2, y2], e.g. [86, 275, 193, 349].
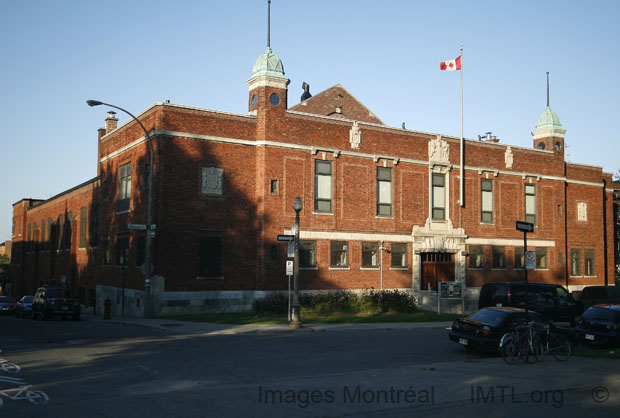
[64, 211, 72, 250]
[492, 246, 506, 269]
[103, 237, 110, 265]
[525, 184, 536, 225]
[136, 236, 146, 266]
[330, 241, 348, 267]
[79, 206, 87, 249]
[377, 167, 392, 217]
[270, 179, 278, 195]
[116, 237, 129, 266]
[557, 204, 563, 217]
[432, 173, 445, 220]
[362, 242, 379, 268]
[300, 241, 317, 268]
[144, 164, 151, 190]
[585, 249, 595, 276]
[391, 243, 408, 268]
[514, 247, 524, 269]
[469, 245, 483, 268]
[118, 162, 132, 212]
[57, 214, 64, 251]
[570, 249, 581, 276]
[536, 247, 547, 269]
[481, 179, 493, 223]
[315, 160, 332, 212]
[90, 203, 99, 247]
[41, 219, 46, 246]
[198, 236, 222, 277]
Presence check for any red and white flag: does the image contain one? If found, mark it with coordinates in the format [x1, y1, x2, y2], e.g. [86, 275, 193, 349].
[440, 56, 462, 71]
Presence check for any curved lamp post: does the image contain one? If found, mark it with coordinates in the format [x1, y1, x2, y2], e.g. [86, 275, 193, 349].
[290, 196, 303, 328]
[87, 100, 154, 318]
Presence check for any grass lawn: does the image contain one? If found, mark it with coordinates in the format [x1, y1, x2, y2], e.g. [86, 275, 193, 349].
[158, 311, 464, 325]
[573, 345, 620, 360]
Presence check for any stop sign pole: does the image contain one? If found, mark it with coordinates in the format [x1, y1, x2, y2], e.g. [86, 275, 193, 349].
[516, 221, 534, 319]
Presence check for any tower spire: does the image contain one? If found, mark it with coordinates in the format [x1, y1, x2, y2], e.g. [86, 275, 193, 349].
[267, 0, 271, 48]
[546, 71, 550, 108]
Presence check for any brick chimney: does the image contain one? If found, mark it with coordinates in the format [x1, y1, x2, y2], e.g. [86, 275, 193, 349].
[105, 111, 118, 134]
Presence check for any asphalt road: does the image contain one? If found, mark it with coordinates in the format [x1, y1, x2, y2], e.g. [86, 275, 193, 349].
[0, 315, 618, 418]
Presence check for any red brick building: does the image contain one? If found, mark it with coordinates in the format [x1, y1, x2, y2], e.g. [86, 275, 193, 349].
[10, 45, 619, 316]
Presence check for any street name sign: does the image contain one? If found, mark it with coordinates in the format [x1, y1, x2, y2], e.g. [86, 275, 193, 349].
[128, 224, 147, 230]
[277, 235, 295, 242]
[516, 221, 534, 233]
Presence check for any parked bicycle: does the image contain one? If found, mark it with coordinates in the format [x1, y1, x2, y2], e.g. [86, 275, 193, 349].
[500, 320, 571, 364]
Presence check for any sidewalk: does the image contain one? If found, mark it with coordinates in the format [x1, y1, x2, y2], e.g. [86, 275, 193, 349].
[83, 311, 454, 335]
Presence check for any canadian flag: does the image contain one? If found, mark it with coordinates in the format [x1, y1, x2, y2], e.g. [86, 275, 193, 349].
[440, 56, 462, 71]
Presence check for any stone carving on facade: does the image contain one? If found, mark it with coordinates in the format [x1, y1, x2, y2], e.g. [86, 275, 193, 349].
[505, 146, 514, 169]
[202, 166, 223, 195]
[428, 135, 450, 165]
[349, 121, 361, 149]
[578, 202, 587, 222]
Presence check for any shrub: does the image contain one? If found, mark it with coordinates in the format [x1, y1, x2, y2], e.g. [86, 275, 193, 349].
[252, 289, 418, 316]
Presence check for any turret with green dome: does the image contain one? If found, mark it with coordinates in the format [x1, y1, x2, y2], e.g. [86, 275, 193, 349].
[532, 73, 565, 153]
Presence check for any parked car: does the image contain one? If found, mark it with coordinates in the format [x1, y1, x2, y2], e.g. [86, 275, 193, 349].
[575, 304, 620, 346]
[449, 307, 545, 352]
[14, 295, 35, 318]
[572, 286, 620, 312]
[478, 282, 580, 325]
[0, 296, 16, 314]
[31, 286, 81, 320]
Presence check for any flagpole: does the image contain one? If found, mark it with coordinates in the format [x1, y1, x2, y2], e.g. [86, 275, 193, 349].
[459, 43, 464, 208]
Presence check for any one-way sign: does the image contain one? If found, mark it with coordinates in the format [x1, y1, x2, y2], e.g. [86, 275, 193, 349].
[277, 234, 295, 242]
[516, 221, 534, 233]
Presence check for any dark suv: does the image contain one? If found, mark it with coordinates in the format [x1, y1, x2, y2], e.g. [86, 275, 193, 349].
[478, 282, 579, 325]
[32, 286, 81, 320]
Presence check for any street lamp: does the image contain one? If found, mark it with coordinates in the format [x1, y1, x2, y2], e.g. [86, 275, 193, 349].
[87, 100, 154, 318]
[290, 196, 303, 329]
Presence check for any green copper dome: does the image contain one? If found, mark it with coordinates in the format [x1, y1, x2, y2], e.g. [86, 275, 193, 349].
[533, 106, 564, 133]
[251, 47, 286, 79]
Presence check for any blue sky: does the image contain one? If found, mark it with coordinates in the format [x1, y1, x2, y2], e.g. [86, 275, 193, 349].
[1, 0, 618, 242]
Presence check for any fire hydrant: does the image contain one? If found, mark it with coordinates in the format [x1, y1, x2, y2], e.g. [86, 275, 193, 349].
[103, 297, 111, 320]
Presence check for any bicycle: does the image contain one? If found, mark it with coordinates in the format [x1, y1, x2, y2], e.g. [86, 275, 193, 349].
[538, 322, 572, 361]
[0, 385, 49, 407]
[500, 321, 543, 365]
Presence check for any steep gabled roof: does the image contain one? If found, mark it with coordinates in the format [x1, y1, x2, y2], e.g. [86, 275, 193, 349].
[289, 84, 384, 125]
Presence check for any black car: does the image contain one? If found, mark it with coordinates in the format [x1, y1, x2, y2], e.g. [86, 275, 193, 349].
[572, 286, 620, 312]
[449, 307, 545, 352]
[0, 296, 16, 314]
[478, 282, 580, 325]
[14, 295, 34, 318]
[575, 304, 620, 346]
[31, 286, 81, 320]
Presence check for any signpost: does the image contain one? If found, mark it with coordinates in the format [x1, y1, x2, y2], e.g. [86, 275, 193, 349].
[286, 260, 293, 321]
[438, 281, 464, 314]
[516, 221, 534, 318]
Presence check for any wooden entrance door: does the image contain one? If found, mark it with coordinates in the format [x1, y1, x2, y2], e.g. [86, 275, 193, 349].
[421, 252, 454, 291]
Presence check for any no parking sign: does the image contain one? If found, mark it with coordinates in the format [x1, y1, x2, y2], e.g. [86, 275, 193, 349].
[525, 251, 536, 270]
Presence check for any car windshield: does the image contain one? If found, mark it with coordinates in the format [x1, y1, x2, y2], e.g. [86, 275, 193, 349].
[469, 309, 509, 326]
[582, 307, 618, 322]
[22, 296, 34, 303]
[45, 288, 72, 298]
[0, 297, 16, 303]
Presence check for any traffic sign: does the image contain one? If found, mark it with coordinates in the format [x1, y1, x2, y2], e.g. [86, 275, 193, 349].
[128, 224, 147, 230]
[277, 234, 295, 242]
[286, 260, 294, 276]
[525, 251, 536, 270]
[516, 221, 534, 233]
